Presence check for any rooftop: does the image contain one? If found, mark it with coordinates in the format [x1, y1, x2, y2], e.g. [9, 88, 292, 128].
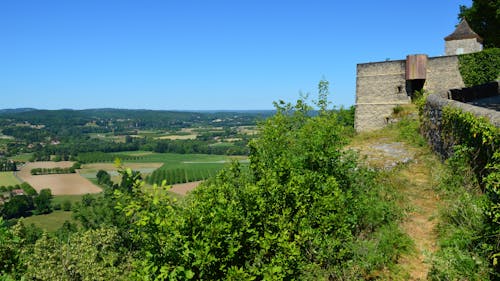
[444, 20, 483, 42]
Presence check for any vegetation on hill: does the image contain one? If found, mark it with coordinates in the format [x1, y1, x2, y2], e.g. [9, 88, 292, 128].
[0, 82, 406, 280]
[1, 80, 497, 279]
[0, 108, 272, 159]
[418, 93, 500, 279]
[458, 48, 500, 87]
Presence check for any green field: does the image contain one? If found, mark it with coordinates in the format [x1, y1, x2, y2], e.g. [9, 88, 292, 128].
[116, 151, 238, 163]
[0, 171, 22, 186]
[78, 151, 246, 185]
[52, 194, 85, 206]
[8, 153, 33, 162]
[22, 210, 75, 232]
[121, 152, 242, 185]
[79, 151, 241, 165]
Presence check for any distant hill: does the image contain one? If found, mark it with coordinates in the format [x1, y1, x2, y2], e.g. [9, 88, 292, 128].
[0, 108, 37, 114]
[0, 108, 275, 129]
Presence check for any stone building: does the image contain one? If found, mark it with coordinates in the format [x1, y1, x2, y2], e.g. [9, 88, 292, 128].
[444, 20, 483, 55]
[354, 20, 483, 132]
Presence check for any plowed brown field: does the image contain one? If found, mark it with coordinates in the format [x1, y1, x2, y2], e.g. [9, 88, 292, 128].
[17, 161, 102, 195]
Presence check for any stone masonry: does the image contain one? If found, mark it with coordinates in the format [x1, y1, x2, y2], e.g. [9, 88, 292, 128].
[354, 56, 465, 132]
[354, 60, 409, 132]
[445, 38, 483, 56]
[354, 20, 480, 132]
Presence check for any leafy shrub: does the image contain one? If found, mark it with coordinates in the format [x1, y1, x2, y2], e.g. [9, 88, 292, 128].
[62, 200, 71, 212]
[420, 100, 500, 278]
[116, 83, 408, 279]
[429, 150, 492, 280]
[441, 106, 500, 184]
[459, 48, 500, 87]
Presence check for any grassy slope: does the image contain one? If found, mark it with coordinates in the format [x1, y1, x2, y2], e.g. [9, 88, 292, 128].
[8, 153, 33, 162]
[0, 171, 22, 186]
[22, 210, 75, 232]
[52, 194, 85, 206]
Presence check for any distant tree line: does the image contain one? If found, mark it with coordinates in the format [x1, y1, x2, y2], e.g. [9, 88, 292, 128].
[149, 139, 249, 155]
[30, 162, 81, 175]
[0, 159, 17, 171]
[0, 182, 37, 195]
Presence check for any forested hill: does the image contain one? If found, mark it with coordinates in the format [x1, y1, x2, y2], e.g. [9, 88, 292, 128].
[0, 108, 275, 129]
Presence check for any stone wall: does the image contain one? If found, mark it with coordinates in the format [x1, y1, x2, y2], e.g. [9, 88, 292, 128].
[445, 38, 483, 56]
[421, 94, 500, 159]
[355, 55, 465, 132]
[354, 60, 410, 132]
[424, 56, 465, 97]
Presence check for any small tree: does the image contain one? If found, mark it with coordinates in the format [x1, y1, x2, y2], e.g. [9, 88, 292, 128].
[96, 170, 111, 186]
[62, 200, 72, 212]
[34, 189, 52, 215]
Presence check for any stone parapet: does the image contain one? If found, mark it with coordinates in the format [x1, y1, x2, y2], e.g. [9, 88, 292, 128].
[422, 94, 500, 159]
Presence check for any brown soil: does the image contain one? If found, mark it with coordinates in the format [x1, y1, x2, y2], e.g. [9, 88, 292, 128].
[169, 181, 203, 195]
[17, 162, 102, 195]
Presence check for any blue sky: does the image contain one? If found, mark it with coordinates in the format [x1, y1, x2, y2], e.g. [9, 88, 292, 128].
[0, 0, 471, 110]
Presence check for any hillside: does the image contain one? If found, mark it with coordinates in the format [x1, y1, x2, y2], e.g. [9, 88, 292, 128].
[350, 103, 499, 280]
[0, 99, 498, 280]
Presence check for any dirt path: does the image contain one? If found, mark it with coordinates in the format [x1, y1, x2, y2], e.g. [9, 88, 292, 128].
[349, 136, 441, 279]
[396, 159, 440, 280]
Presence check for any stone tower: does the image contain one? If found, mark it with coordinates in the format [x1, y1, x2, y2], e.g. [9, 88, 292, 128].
[444, 20, 483, 55]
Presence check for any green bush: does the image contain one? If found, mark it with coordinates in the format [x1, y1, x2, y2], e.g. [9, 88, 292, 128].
[62, 200, 72, 212]
[52, 203, 61, 211]
[116, 85, 409, 280]
[458, 48, 500, 87]
[429, 150, 492, 279]
[427, 108, 500, 278]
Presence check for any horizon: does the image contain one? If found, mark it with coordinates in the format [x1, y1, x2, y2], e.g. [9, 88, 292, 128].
[0, 107, 278, 112]
[1, 0, 471, 110]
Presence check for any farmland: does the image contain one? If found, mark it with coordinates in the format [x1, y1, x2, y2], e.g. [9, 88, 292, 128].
[22, 210, 76, 232]
[0, 171, 22, 186]
[79, 151, 246, 186]
[17, 162, 101, 195]
[0, 109, 258, 235]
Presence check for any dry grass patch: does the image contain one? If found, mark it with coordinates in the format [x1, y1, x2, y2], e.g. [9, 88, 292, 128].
[169, 181, 203, 195]
[155, 134, 197, 140]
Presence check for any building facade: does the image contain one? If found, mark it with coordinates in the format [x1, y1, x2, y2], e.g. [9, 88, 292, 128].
[354, 20, 482, 132]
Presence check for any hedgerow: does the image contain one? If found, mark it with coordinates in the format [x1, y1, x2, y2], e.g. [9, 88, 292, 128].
[425, 104, 500, 279]
[458, 48, 500, 87]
